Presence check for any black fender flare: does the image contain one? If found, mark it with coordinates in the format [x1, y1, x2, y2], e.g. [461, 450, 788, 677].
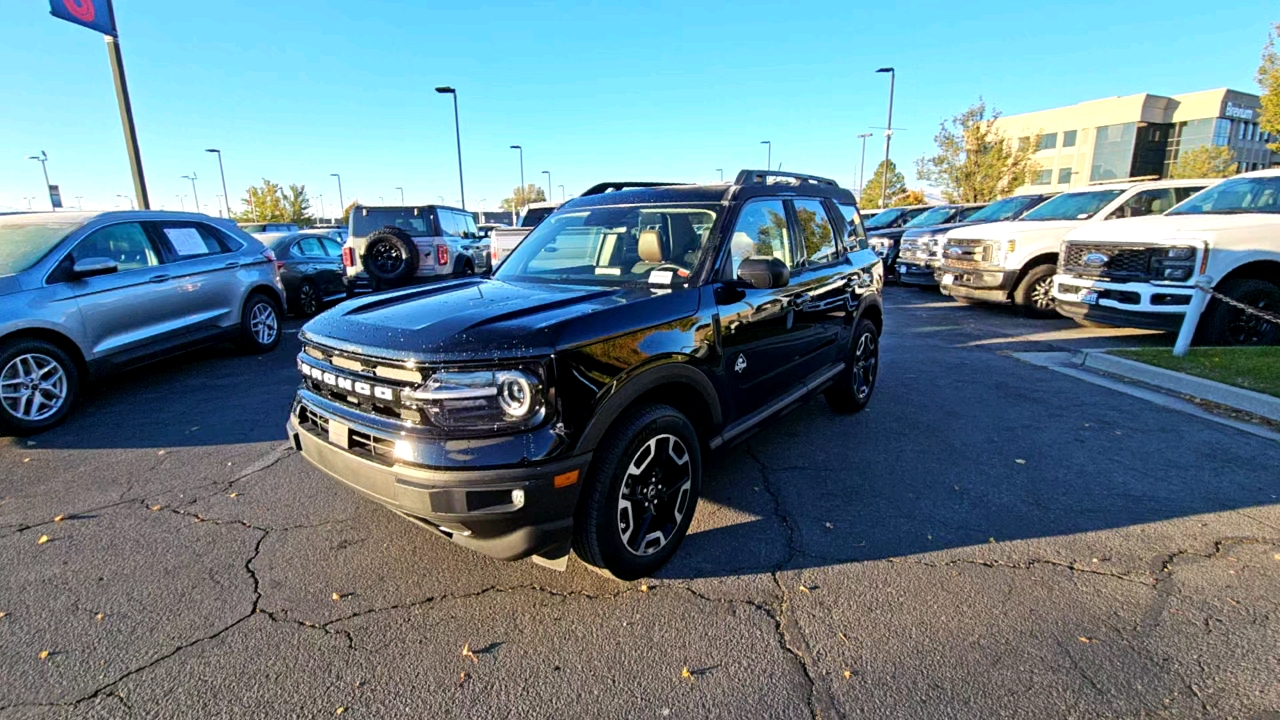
[572, 360, 723, 455]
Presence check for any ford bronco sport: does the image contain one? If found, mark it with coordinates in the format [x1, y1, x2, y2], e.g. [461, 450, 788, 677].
[288, 171, 883, 579]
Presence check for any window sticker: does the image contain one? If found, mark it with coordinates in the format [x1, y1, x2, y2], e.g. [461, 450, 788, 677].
[164, 227, 208, 256]
[648, 270, 674, 285]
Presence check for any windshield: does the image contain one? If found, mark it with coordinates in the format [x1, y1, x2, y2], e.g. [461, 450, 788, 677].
[519, 206, 557, 228]
[351, 208, 432, 237]
[904, 206, 956, 228]
[1021, 190, 1124, 221]
[1167, 176, 1280, 215]
[964, 196, 1036, 223]
[495, 204, 718, 287]
[0, 216, 81, 275]
[863, 208, 904, 230]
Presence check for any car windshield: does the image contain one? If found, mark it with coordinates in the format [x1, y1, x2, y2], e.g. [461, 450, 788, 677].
[495, 204, 718, 287]
[1167, 176, 1280, 215]
[964, 196, 1036, 223]
[863, 208, 904, 230]
[520, 206, 558, 228]
[904, 206, 955, 228]
[0, 216, 81, 275]
[351, 208, 432, 236]
[1021, 190, 1124, 221]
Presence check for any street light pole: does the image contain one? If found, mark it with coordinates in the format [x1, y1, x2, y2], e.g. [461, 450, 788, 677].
[181, 173, 199, 214]
[206, 150, 230, 218]
[716, 168, 723, 182]
[330, 173, 344, 214]
[317, 194, 324, 219]
[856, 132, 873, 199]
[28, 151, 53, 209]
[75, 196, 83, 210]
[396, 187, 404, 204]
[117, 194, 135, 210]
[216, 194, 225, 217]
[509, 145, 525, 224]
[876, 67, 896, 208]
[177, 195, 186, 212]
[541, 171, 551, 203]
[760, 141, 771, 171]
[558, 185, 565, 201]
[435, 87, 466, 210]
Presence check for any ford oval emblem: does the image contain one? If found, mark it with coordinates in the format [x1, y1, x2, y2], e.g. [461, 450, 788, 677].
[1083, 252, 1109, 268]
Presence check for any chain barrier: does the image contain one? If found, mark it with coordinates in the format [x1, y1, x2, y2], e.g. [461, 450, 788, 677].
[1199, 282, 1280, 326]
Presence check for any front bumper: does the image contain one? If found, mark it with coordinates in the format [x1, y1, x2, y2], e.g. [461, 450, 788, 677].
[288, 397, 589, 561]
[1052, 273, 1189, 331]
[895, 259, 939, 286]
[937, 265, 1018, 303]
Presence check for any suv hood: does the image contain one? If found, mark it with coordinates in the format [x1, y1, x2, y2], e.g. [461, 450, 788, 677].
[301, 277, 700, 363]
[902, 220, 984, 239]
[1064, 213, 1280, 244]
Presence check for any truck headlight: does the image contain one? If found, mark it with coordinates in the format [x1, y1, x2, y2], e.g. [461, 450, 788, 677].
[404, 367, 546, 431]
[1149, 246, 1197, 282]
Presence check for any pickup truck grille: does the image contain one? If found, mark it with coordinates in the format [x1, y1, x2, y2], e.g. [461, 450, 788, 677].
[1060, 242, 1156, 281]
[940, 239, 995, 268]
[298, 341, 425, 424]
[898, 238, 937, 264]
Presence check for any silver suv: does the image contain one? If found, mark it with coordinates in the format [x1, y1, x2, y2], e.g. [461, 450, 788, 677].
[0, 211, 287, 435]
[341, 205, 489, 293]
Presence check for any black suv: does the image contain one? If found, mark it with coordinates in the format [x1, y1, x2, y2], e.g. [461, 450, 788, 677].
[287, 171, 884, 580]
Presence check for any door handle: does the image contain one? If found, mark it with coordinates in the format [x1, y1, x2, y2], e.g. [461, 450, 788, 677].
[149, 274, 172, 283]
[224, 260, 241, 268]
[789, 293, 811, 309]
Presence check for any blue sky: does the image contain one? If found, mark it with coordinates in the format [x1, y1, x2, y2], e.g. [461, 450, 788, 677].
[2, 0, 1275, 215]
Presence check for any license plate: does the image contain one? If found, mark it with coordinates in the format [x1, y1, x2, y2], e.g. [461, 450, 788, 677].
[1080, 289, 1098, 305]
[941, 273, 954, 286]
[328, 418, 350, 448]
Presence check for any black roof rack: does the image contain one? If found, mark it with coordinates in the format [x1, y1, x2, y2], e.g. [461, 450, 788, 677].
[733, 170, 839, 188]
[580, 181, 686, 197]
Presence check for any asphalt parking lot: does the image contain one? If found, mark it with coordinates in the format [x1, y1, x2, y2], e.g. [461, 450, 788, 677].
[2, 288, 1278, 719]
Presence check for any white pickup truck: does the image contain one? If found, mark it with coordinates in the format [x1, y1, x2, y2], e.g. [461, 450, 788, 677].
[1053, 169, 1280, 345]
[938, 178, 1211, 316]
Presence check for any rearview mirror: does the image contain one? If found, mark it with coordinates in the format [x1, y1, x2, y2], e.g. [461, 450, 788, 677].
[736, 257, 789, 290]
[71, 257, 119, 279]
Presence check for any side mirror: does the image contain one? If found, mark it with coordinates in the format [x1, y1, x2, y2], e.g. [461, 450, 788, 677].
[736, 257, 789, 290]
[71, 257, 119, 279]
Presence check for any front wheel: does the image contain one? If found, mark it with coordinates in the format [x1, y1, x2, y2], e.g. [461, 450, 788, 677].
[1198, 278, 1280, 346]
[0, 339, 79, 436]
[573, 404, 701, 581]
[825, 317, 879, 413]
[1013, 264, 1058, 318]
[238, 293, 282, 353]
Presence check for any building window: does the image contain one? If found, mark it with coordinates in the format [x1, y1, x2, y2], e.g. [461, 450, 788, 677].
[1090, 122, 1137, 182]
[1017, 137, 1031, 152]
[1032, 169, 1052, 185]
[1238, 121, 1247, 141]
[1212, 119, 1231, 146]
[1036, 133, 1058, 151]
[1062, 130, 1077, 148]
[1057, 167, 1073, 185]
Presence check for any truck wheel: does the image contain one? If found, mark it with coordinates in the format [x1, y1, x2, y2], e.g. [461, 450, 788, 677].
[825, 318, 879, 413]
[453, 259, 475, 278]
[238, 293, 282, 354]
[0, 338, 79, 436]
[361, 226, 419, 287]
[1013, 264, 1058, 318]
[1198, 279, 1280, 346]
[573, 403, 701, 581]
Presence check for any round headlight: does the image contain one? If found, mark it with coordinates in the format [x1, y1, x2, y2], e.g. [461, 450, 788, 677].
[495, 370, 535, 417]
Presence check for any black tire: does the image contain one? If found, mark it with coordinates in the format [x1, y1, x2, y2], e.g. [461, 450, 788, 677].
[1197, 278, 1280, 346]
[0, 338, 79, 436]
[1012, 264, 1058, 318]
[825, 317, 880, 413]
[453, 258, 475, 278]
[297, 280, 321, 317]
[573, 404, 701, 581]
[361, 226, 419, 286]
[238, 293, 282, 353]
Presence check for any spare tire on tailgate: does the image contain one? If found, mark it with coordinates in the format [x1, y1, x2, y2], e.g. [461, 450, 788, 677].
[361, 226, 419, 286]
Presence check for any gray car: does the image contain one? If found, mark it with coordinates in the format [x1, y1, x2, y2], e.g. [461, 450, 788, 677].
[0, 211, 287, 435]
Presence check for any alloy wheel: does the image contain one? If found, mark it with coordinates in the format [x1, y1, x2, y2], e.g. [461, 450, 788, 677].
[250, 302, 278, 345]
[0, 353, 67, 422]
[1226, 297, 1275, 345]
[616, 434, 693, 556]
[852, 331, 878, 401]
[1031, 276, 1055, 311]
[371, 242, 404, 275]
[299, 284, 318, 315]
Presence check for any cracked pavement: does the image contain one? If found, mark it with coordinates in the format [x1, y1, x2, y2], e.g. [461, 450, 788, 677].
[1, 290, 1278, 719]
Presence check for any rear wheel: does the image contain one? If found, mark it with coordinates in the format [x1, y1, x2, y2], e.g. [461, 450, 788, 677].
[825, 318, 879, 413]
[1198, 279, 1280, 346]
[1013, 264, 1058, 318]
[573, 404, 701, 581]
[453, 259, 475, 278]
[0, 339, 79, 436]
[238, 293, 282, 353]
[297, 280, 321, 317]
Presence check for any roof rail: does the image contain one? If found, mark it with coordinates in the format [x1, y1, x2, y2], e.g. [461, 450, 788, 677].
[733, 170, 840, 188]
[579, 181, 686, 197]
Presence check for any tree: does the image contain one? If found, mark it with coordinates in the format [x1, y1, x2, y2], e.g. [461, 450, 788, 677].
[233, 179, 314, 225]
[499, 184, 547, 212]
[285, 184, 312, 227]
[1169, 145, 1238, 179]
[891, 189, 927, 207]
[914, 99, 1041, 203]
[860, 160, 905, 209]
[1259, 21, 1280, 153]
[340, 201, 358, 225]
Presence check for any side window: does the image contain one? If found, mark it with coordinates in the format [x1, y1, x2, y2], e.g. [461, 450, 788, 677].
[724, 199, 793, 279]
[437, 211, 460, 237]
[153, 222, 230, 260]
[1173, 186, 1206, 204]
[836, 203, 868, 251]
[295, 237, 325, 256]
[67, 223, 160, 273]
[792, 199, 839, 266]
[1110, 189, 1177, 219]
[956, 205, 985, 221]
[459, 213, 479, 239]
[319, 238, 344, 257]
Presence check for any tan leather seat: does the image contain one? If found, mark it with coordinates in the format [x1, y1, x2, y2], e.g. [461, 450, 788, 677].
[631, 229, 668, 274]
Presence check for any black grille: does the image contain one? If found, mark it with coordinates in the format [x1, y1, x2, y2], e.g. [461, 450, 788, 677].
[299, 342, 423, 424]
[295, 404, 398, 467]
[1061, 243, 1156, 281]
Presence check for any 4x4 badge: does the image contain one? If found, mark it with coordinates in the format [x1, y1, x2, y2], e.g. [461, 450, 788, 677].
[734, 354, 747, 373]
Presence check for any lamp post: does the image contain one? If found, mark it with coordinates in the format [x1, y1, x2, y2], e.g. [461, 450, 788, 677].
[75, 196, 83, 210]
[317, 194, 324, 219]
[558, 185, 565, 201]
[876, 67, 896, 208]
[181, 172, 200, 214]
[716, 168, 723, 182]
[541, 171, 551, 202]
[177, 194, 186, 212]
[435, 86, 466, 210]
[760, 141, 771, 171]
[24, 197, 34, 210]
[216, 194, 225, 217]
[205, 150, 230, 218]
[509, 145, 525, 224]
[330, 173, 344, 214]
[856, 132, 873, 199]
[28, 151, 53, 209]
[116, 194, 135, 210]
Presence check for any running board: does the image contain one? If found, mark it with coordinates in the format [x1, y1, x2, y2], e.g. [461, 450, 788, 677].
[708, 362, 845, 450]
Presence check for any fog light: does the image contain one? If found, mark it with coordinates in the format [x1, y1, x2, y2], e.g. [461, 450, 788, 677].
[510, 489, 525, 507]
[394, 440, 413, 461]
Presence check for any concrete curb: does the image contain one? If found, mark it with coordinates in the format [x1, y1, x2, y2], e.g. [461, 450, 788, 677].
[1079, 350, 1280, 423]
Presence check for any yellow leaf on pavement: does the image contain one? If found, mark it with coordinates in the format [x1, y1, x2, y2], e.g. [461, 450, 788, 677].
[37, 535, 49, 545]
[461, 643, 478, 663]
[38, 650, 49, 660]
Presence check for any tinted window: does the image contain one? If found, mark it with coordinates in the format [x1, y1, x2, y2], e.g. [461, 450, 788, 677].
[70, 223, 159, 271]
[726, 200, 793, 278]
[836, 203, 868, 251]
[1168, 177, 1280, 215]
[964, 196, 1036, 223]
[1090, 122, 1137, 182]
[438, 211, 462, 237]
[155, 223, 230, 259]
[905, 206, 956, 228]
[1021, 190, 1125, 221]
[351, 209, 431, 237]
[863, 208, 904, 230]
[458, 213, 478, 238]
[295, 237, 325, 256]
[1062, 130, 1078, 148]
[319, 238, 344, 257]
[0, 217, 81, 275]
[520, 206, 557, 228]
[793, 199, 839, 265]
